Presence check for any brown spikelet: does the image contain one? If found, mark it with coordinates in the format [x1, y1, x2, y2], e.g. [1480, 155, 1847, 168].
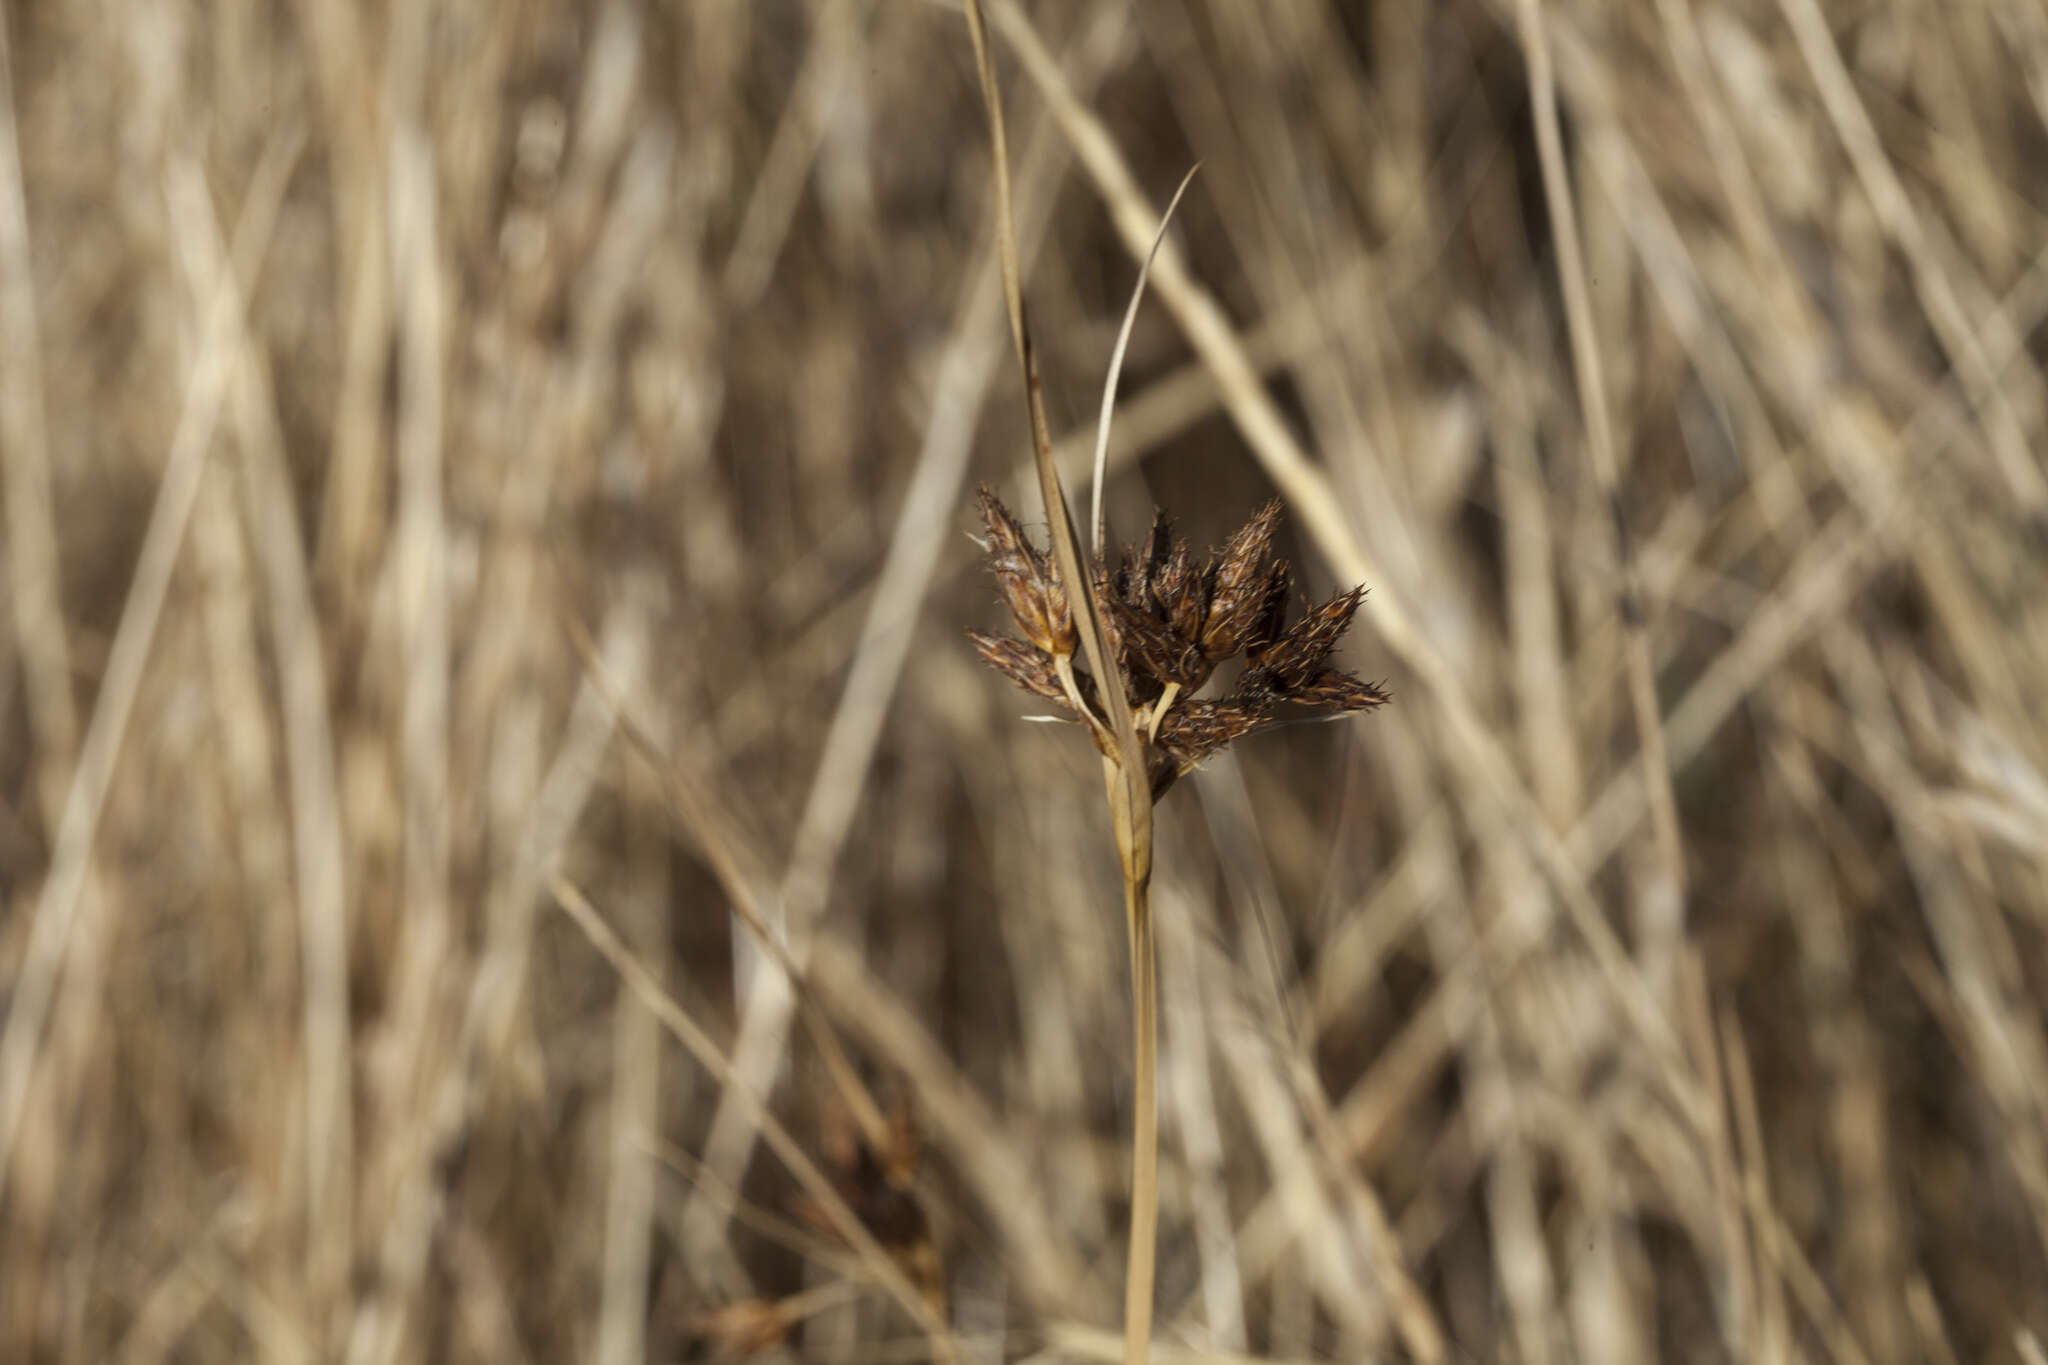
[978, 485, 1073, 657]
[1154, 534, 1204, 642]
[1113, 554, 1147, 613]
[967, 629, 1066, 705]
[1200, 499, 1282, 660]
[1089, 556, 1128, 681]
[1143, 509, 1175, 578]
[1243, 560, 1291, 659]
[1155, 694, 1274, 770]
[1107, 594, 1205, 695]
[1255, 586, 1363, 693]
[1293, 668, 1392, 712]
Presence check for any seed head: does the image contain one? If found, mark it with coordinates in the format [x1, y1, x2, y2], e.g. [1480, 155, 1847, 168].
[970, 486, 1388, 797]
[977, 486, 1074, 658]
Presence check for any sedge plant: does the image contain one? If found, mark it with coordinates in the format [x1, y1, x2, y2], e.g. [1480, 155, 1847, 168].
[960, 7, 1388, 1362]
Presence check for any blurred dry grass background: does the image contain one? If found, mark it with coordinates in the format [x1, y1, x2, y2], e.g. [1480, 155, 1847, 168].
[5, 0, 2048, 1360]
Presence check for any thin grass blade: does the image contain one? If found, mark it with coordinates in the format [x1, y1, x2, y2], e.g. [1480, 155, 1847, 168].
[1091, 164, 1200, 556]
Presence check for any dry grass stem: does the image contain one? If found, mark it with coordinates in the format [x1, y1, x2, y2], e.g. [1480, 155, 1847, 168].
[961, 7, 1159, 1361]
[1514, 0, 1688, 991]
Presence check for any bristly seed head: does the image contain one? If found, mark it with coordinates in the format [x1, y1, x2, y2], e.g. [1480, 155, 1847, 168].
[978, 486, 1075, 658]
[969, 486, 1389, 798]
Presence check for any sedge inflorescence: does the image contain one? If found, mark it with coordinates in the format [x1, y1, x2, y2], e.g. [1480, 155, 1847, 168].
[968, 486, 1388, 799]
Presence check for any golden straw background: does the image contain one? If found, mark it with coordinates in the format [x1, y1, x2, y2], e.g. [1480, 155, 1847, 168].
[3, 1, 2048, 1361]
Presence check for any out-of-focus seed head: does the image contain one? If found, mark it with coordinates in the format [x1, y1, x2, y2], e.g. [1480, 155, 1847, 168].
[686, 1300, 794, 1360]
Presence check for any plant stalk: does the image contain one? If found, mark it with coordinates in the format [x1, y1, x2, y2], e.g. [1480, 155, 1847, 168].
[1116, 765, 1158, 1365]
